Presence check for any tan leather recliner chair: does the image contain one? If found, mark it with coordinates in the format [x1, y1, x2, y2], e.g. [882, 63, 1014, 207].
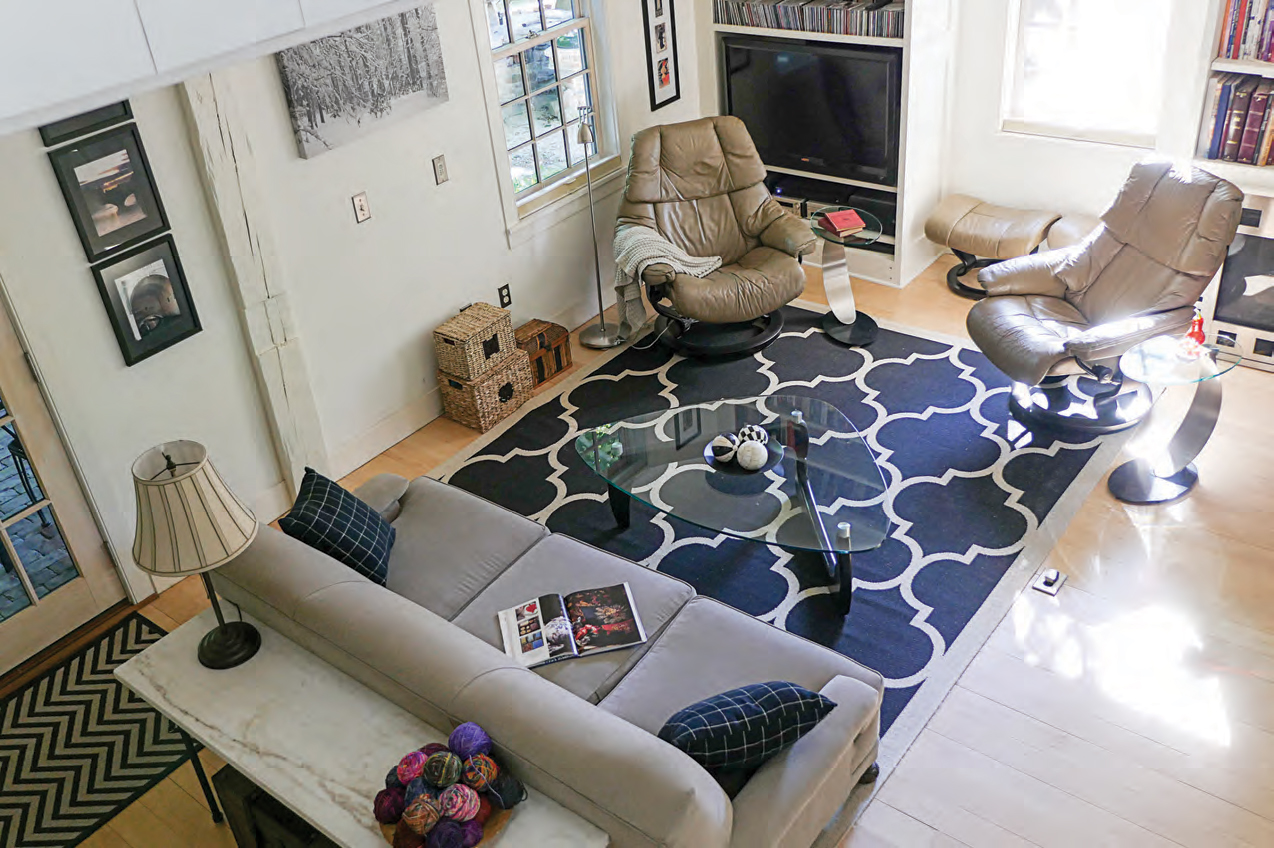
[617, 116, 816, 356]
[967, 162, 1242, 432]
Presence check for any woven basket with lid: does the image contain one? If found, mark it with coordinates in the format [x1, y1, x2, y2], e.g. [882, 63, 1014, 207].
[438, 349, 533, 432]
[434, 302, 517, 380]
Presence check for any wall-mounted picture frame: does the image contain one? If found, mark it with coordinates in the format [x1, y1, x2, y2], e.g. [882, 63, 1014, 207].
[48, 124, 169, 263]
[642, 0, 681, 111]
[39, 101, 133, 148]
[91, 235, 201, 366]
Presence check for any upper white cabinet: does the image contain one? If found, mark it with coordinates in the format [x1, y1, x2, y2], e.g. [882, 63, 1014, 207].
[136, 0, 306, 74]
[300, 0, 390, 28]
[0, 0, 156, 123]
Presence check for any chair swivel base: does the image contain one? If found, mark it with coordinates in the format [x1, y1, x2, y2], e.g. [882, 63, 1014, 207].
[1009, 380, 1152, 436]
[655, 312, 784, 357]
[946, 257, 1000, 300]
[1107, 459, 1198, 505]
[822, 310, 879, 346]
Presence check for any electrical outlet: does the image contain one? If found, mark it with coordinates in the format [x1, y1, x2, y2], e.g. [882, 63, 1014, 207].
[433, 154, 449, 185]
[498, 284, 512, 308]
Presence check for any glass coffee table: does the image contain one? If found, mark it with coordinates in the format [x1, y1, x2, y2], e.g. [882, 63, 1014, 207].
[574, 395, 889, 614]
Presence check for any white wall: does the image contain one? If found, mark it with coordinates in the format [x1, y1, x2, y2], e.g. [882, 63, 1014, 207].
[0, 88, 286, 600]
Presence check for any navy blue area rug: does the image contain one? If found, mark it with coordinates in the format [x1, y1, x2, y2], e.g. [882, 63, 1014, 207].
[442, 306, 1113, 733]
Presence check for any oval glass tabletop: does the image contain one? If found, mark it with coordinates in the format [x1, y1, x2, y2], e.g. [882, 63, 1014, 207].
[807, 206, 884, 247]
[1120, 332, 1244, 386]
[574, 395, 890, 554]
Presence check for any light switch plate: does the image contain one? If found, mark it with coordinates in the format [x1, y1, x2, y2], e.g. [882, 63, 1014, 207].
[352, 192, 371, 223]
[432, 155, 449, 185]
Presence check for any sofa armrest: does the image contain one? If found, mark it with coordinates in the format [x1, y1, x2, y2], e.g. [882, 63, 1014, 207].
[352, 473, 410, 522]
[727, 675, 882, 848]
[759, 212, 818, 258]
[1062, 309, 1193, 363]
[978, 249, 1072, 298]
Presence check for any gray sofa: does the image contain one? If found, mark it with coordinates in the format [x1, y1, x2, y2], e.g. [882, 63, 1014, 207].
[213, 474, 884, 848]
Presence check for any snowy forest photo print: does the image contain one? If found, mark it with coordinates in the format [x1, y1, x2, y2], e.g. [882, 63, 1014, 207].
[276, 4, 449, 158]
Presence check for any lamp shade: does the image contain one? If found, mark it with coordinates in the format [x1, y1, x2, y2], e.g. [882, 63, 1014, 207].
[131, 440, 258, 576]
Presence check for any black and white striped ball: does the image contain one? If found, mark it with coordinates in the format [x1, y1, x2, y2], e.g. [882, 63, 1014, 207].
[709, 433, 740, 463]
[737, 424, 769, 446]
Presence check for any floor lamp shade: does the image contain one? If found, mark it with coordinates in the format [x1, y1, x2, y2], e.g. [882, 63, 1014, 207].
[132, 441, 258, 576]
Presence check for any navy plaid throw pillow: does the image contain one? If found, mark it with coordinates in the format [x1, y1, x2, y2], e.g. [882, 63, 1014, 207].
[279, 468, 396, 586]
[657, 681, 836, 770]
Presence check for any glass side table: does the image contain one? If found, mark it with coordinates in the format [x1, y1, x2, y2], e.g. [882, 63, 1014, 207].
[808, 206, 883, 346]
[1107, 332, 1243, 504]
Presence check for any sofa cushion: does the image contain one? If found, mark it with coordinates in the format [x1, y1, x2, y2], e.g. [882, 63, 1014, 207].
[387, 477, 548, 619]
[600, 596, 882, 735]
[451, 534, 695, 703]
[658, 681, 836, 770]
[279, 468, 395, 585]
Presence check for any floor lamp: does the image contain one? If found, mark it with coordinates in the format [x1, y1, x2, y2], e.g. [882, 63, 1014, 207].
[577, 107, 623, 349]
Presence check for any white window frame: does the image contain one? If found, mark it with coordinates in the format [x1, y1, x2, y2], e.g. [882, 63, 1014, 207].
[1000, 0, 1172, 149]
[471, 0, 622, 237]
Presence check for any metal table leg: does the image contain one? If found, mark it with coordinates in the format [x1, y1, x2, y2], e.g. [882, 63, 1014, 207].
[175, 722, 224, 824]
[606, 483, 630, 529]
[818, 240, 879, 347]
[1108, 375, 1222, 504]
[795, 459, 853, 615]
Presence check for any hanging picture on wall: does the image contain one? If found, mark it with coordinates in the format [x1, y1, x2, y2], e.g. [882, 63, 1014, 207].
[276, 3, 450, 159]
[39, 101, 133, 148]
[91, 235, 201, 366]
[48, 124, 169, 263]
[642, 0, 680, 111]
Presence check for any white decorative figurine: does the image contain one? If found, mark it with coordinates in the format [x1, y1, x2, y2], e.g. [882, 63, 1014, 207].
[735, 440, 768, 471]
[737, 424, 769, 445]
[709, 433, 740, 463]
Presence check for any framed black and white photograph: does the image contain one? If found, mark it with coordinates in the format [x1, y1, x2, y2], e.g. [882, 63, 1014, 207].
[642, 0, 680, 111]
[91, 235, 201, 366]
[276, 4, 449, 159]
[48, 124, 168, 263]
[674, 408, 701, 449]
[39, 101, 133, 148]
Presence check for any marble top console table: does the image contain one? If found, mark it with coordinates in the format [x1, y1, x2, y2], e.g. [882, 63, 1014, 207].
[115, 608, 609, 848]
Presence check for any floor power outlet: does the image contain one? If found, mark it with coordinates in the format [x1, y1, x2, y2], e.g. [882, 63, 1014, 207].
[1032, 568, 1066, 596]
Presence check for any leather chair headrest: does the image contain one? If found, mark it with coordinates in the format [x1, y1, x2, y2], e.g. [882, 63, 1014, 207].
[623, 116, 768, 204]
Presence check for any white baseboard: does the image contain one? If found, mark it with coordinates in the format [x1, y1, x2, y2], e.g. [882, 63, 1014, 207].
[328, 390, 442, 481]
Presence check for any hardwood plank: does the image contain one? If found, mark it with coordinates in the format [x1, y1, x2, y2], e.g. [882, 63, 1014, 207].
[145, 574, 211, 626]
[841, 800, 973, 847]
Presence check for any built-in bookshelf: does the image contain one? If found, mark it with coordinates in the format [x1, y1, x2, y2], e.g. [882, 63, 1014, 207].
[712, 1, 905, 41]
[1199, 3, 1274, 169]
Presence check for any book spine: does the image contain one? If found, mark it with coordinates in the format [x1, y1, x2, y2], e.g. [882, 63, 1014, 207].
[1223, 81, 1255, 161]
[1220, 0, 1236, 58]
[1201, 76, 1225, 157]
[1246, 0, 1264, 57]
[1210, 77, 1236, 159]
[1239, 84, 1270, 163]
[1257, 91, 1274, 165]
[1233, 0, 1251, 59]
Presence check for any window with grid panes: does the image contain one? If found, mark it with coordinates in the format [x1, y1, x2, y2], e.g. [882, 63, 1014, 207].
[486, 0, 599, 195]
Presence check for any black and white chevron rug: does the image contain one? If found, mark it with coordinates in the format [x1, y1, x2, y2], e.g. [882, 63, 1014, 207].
[0, 614, 188, 848]
[440, 306, 1121, 737]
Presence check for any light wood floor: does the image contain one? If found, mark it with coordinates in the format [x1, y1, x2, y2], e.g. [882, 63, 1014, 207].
[91, 256, 1274, 847]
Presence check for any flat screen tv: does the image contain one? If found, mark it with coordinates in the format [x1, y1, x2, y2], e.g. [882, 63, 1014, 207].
[723, 36, 902, 186]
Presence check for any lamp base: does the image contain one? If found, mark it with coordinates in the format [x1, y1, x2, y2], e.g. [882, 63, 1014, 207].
[580, 321, 625, 349]
[198, 620, 261, 670]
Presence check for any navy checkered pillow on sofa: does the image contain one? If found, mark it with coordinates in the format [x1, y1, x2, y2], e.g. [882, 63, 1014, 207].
[657, 681, 836, 770]
[279, 468, 396, 586]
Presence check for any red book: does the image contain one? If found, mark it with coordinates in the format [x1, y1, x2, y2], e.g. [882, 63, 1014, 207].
[818, 208, 866, 235]
[1223, 77, 1258, 160]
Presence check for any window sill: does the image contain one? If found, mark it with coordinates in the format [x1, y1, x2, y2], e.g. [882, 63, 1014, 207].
[507, 155, 625, 248]
[1000, 119, 1156, 150]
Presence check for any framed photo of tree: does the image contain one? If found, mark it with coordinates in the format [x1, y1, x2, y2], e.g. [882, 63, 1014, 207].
[642, 0, 680, 111]
[90, 235, 201, 366]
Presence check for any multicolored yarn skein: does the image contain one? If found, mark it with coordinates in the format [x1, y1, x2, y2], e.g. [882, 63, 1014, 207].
[419, 742, 450, 758]
[374, 787, 406, 825]
[461, 754, 498, 791]
[439, 784, 481, 822]
[422, 751, 463, 788]
[397, 751, 428, 785]
[448, 722, 492, 760]
[401, 795, 441, 836]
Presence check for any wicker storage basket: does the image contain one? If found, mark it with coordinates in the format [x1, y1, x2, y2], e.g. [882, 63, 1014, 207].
[515, 319, 573, 386]
[434, 303, 517, 380]
[439, 350, 534, 432]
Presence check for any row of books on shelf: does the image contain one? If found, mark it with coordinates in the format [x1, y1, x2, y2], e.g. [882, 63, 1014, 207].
[713, 0, 905, 39]
[1218, 0, 1274, 62]
[1201, 74, 1274, 166]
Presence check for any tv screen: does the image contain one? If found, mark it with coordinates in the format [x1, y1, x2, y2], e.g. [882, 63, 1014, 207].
[723, 37, 902, 186]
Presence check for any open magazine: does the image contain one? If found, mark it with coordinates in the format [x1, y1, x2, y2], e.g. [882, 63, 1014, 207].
[498, 583, 647, 669]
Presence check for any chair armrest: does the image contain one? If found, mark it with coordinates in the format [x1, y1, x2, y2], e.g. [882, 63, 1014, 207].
[641, 262, 677, 286]
[978, 249, 1072, 298]
[352, 473, 410, 522]
[727, 675, 882, 848]
[760, 213, 818, 258]
[1062, 309, 1194, 363]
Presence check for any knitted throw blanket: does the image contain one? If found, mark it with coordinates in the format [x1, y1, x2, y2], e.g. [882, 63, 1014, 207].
[613, 226, 723, 339]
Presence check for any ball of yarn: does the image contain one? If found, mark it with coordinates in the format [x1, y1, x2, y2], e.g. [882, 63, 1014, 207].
[737, 423, 769, 445]
[439, 783, 481, 821]
[448, 722, 492, 760]
[462, 754, 498, 791]
[425, 820, 466, 848]
[374, 787, 406, 825]
[460, 819, 484, 848]
[386, 766, 405, 791]
[393, 820, 426, 848]
[472, 795, 493, 826]
[710, 432, 739, 463]
[423, 751, 463, 788]
[486, 771, 527, 809]
[404, 777, 430, 806]
[401, 796, 441, 836]
[397, 750, 428, 785]
[735, 439, 767, 471]
[419, 742, 450, 758]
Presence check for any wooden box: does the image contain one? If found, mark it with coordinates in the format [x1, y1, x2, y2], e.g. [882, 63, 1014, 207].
[515, 319, 573, 386]
[434, 302, 516, 381]
[439, 350, 534, 432]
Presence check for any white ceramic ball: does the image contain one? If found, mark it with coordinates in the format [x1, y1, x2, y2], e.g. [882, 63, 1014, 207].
[709, 433, 740, 463]
[736, 440, 768, 471]
[737, 424, 769, 445]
